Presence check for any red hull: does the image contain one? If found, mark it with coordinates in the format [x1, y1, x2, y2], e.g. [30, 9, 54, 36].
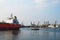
[0, 23, 21, 30]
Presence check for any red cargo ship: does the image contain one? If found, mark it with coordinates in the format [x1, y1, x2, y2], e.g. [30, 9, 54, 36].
[0, 14, 21, 30]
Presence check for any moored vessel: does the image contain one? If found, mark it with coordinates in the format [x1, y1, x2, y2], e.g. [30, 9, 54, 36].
[0, 14, 21, 30]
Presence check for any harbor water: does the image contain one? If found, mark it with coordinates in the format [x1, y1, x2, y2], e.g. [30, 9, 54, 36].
[0, 28, 60, 40]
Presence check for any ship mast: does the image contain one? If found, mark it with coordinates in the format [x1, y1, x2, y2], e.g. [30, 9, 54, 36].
[10, 13, 13, 19]
[54, 20, 57, 27]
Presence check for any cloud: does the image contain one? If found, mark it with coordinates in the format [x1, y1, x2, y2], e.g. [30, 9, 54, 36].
[34, 0, 47, 4]
[33, 0, 60, 9]
[0, 0, 4, 2]
[0, 0, 5, 3]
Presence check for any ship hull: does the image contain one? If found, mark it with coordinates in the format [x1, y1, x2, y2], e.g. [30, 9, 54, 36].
[0, 23, 21, 30]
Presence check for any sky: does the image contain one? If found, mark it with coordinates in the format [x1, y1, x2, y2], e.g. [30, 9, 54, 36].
[0, 0, 60, 25]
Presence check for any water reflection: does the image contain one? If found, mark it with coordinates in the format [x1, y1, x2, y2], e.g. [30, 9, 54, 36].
[12, 30, 21, 40]
[0, 30, 20, 40]
[0, 28, 60, 40]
